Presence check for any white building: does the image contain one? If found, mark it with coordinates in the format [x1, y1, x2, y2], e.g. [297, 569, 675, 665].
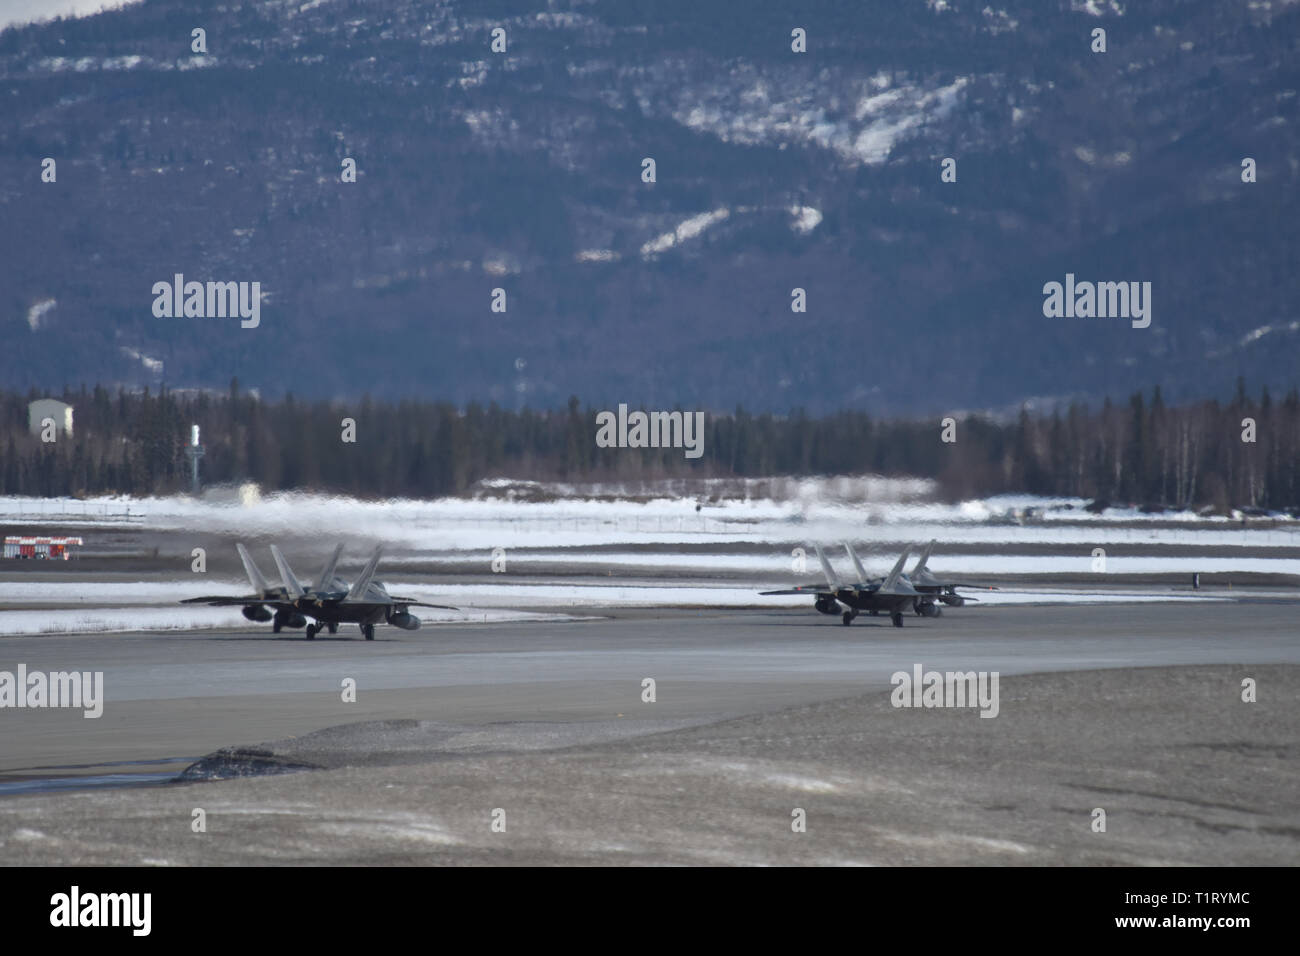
[28, 398, 73, 438]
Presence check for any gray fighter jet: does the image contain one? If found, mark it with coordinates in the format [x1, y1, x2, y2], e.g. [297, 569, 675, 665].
[840, 540, 994, 616]
[184, 543, 456, 639]
[267, 544, 457, 640]
[761, 544, 919, 627]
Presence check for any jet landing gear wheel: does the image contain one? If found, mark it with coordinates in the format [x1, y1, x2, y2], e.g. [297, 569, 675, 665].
[842, 611, 853, 626]
[891, 612, 904, 628]
[305, 623, 318, 640]
[362, 624, 375, 641]
[328, 623, 338, 634]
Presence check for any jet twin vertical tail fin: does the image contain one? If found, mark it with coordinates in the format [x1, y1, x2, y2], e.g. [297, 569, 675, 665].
[814, 544, 841, 590]
[913, 539, 936, 575]
[270, 544, 306, 599]
[881, 547, 912, 592]
[345, 546, 385, 602]
[843, 542, 870, 584]
[237, 542, 271, 595]
[314, 543, 344, 591]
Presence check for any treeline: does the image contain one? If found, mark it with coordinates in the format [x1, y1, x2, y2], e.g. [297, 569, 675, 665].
[0, 381, 1296, 511]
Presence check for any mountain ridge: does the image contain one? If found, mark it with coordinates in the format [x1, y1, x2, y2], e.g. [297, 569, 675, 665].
[1, 0, 1296, 413]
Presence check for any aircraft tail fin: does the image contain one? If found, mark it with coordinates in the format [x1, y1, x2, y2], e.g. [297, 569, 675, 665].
[345, 546, 384, 602]
[270, 544, 306, 599]
[881, 547, 913, 593]
[913, 539, 936, 575]
[314, 543, 344, 591]
[236, 542, 271, 595]
[844, 542, 870, 584]
[814, 544, 841, 590]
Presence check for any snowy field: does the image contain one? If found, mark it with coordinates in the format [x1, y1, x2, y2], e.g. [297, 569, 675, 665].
[0, 605, 596, 636]
[2, 488, 1300, 553]
[394, 551, 1300, 578]
[0, 483, 1288, 633]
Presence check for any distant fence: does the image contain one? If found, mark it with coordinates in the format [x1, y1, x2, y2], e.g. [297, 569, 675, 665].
[431, 515, 733, 534]
[0, 501, 143, 523]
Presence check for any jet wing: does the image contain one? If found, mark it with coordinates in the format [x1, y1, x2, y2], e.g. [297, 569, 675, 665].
[391, 598, 460, 610]
[759, 586, 835, 596]
[181, 595, 300, 609]
[181, 593, 268, 606]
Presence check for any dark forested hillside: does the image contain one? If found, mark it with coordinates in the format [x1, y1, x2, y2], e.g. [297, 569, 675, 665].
[2, 381, 1296, 511]
[0, 1, 1296, 414]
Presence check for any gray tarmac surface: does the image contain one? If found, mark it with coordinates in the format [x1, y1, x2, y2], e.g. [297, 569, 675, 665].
[1, 601, 1297, 864]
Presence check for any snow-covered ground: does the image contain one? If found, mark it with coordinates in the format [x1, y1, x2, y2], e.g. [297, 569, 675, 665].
[2, 490, 1298, 553]
[0, 606, 251, 635]
[394, 551, 1300, 578]
[0, 485, 1286, 633]
[0, 605, 595, 636]
[0, 581, 241, 604]
[394, 583, 1227, 610]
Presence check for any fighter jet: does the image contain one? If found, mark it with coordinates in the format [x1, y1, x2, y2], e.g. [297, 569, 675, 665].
[263, 544, 455, 640]
[904, 539, 995, 613]
[761, 544, 919, 627]
[838, 540, 994, 617]
[184, 543, 456, 639]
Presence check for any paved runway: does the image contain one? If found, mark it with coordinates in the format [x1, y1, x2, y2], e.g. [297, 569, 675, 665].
[2, 600, 1298, 785]
[2, 599, 1298, 865]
